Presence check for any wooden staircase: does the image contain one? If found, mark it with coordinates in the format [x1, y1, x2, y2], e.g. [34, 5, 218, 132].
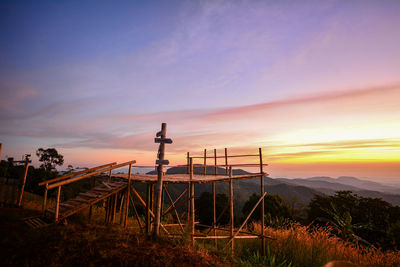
[44, 179, 127, 222]
[39, 160, 135, 223]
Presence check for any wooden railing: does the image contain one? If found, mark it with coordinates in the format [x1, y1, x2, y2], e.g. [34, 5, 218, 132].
[39, 160, 136, 222]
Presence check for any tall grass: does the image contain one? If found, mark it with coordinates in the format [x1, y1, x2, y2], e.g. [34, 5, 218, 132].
[243, 222, 400, 267]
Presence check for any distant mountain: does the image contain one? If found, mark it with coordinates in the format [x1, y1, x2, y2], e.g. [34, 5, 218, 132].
[146, 168, 400, 211]
[304, 176, 400, 194]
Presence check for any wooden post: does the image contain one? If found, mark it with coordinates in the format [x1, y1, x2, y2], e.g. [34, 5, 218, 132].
[213, 149, 217, 175]
[42, 184, 48, 216]
[259, 147, 265, 256]
[124, 163, 132, 228]
[55, 186, 61, 222]
[187, 152, 190, 174]
[224, 148, 228, 175]
[203, 149, 207, 175]
[108, 169, 112, 182]
[17, 158, 29, 207]
[146, 184, 153, 234]
[112, 193, 118, 223]
[190, 158, 195, 245]
[229, 166, 234, 254]
[186, 152, 190, 222]
[154, 123, 168, 236]
[213, 182, 217, 247]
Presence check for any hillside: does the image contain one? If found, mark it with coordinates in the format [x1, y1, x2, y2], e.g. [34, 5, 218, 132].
[150, 167, 400, 208]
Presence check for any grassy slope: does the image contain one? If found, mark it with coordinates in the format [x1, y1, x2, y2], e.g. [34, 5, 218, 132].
[0, 192, 224, 267]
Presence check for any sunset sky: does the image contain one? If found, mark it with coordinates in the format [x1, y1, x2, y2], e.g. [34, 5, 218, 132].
[1, 1, 399, 182]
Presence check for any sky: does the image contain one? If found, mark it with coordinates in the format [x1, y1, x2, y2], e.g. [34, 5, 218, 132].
[1, 0, 399, 183]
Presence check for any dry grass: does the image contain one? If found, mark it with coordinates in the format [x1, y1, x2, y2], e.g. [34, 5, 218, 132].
[248, 222, 400, 267]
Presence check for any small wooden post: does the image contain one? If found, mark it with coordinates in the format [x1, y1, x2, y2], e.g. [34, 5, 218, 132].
[259, 147, 265, 256]
[186, 152, 190, 174]
[124, 164, 132, 227]
[112, 193, 118, 223]
[203, 149, 207, 175]
[229, 166, 234, 254]
[214, 149, 217, 175]
[55, 186, 61, 222]
[190, 158, 195, 245]
[17, 158, 30, 207]
[146, 184, 153, 234]
[186, 152, 190, 222]
[224, 148, 228, 175]
[212, 181, 217, 247]
[42, 184, 48, 216]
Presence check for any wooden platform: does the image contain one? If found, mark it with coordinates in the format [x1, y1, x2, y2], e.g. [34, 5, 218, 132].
[112, 172, 266, 184]
[44, 179, 127, 221]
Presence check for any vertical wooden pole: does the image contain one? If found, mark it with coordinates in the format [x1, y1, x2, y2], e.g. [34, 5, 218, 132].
[124, 163, 132, 228]
[190, 158, 195, 245]
[146, 184, 153, 234]
[229, 166, 234, 254]
[112, 193, 117, 223]
[203, 149, 207, 175]
[55, 186, 61, 222]
[108, 169, 112, 182]
[187, 152, 190, 221]
[214, 149, 217, 175]
[154, 123, 167, 236]
[187, 152, 190, 174]
[42, 184, 48, 216]
[224, 148, 228, 175]
[212, 182, 217, 247]
[17, 159, 29, 207]
[119, 194, 124, 224]
[259, 147, 265, 256]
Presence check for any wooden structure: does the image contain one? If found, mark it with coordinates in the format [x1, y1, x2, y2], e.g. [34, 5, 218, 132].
[36, 124, 271, 255]
[110, 146, 270, 255]
[0, 151, 31, 208]
[39, 161, 135, 224]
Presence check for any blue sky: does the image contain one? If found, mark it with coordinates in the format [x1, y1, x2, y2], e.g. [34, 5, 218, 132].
[1, 1, 399, 181]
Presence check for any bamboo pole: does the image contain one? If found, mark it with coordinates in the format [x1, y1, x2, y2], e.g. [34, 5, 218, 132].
[190, 158, 195, 245]
[214, 149, 217, 175]
[42, 184, 48, 215]
[124, 163, 132, 228]
[38, 162, 117, 186]
[162, 188, 187, 216]
[48, 160, 136, 189]
[259, 147, 265, 256]
[229, 166, 234, 254]
[129, 192, 144, 232]
[146, 184, 152, 234]
[213, 182, 217, 248]
[17, 159, 29, 207]
[224, 148, 228, 175]
[224, 192, 267, 248]
[164, 185, 185, 234]
[187, 152, 190, 222]
[203, 149, 207, 175]
[112, 193, 117, 223]
[55, 186, 61, 222]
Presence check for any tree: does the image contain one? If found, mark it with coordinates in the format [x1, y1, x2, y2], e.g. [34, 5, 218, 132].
[242, 193, 290, 223]
[36, 148, 64, 172]
[195, 192, 230, 226]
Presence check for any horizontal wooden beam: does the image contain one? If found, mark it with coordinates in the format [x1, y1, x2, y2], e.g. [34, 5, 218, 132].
[38, 162, 117, 186]
[48, 160, 136, 189]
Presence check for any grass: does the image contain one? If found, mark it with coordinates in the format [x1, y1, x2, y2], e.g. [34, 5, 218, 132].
[3, 191, 400, 266]
[0, 192, 224, 267]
